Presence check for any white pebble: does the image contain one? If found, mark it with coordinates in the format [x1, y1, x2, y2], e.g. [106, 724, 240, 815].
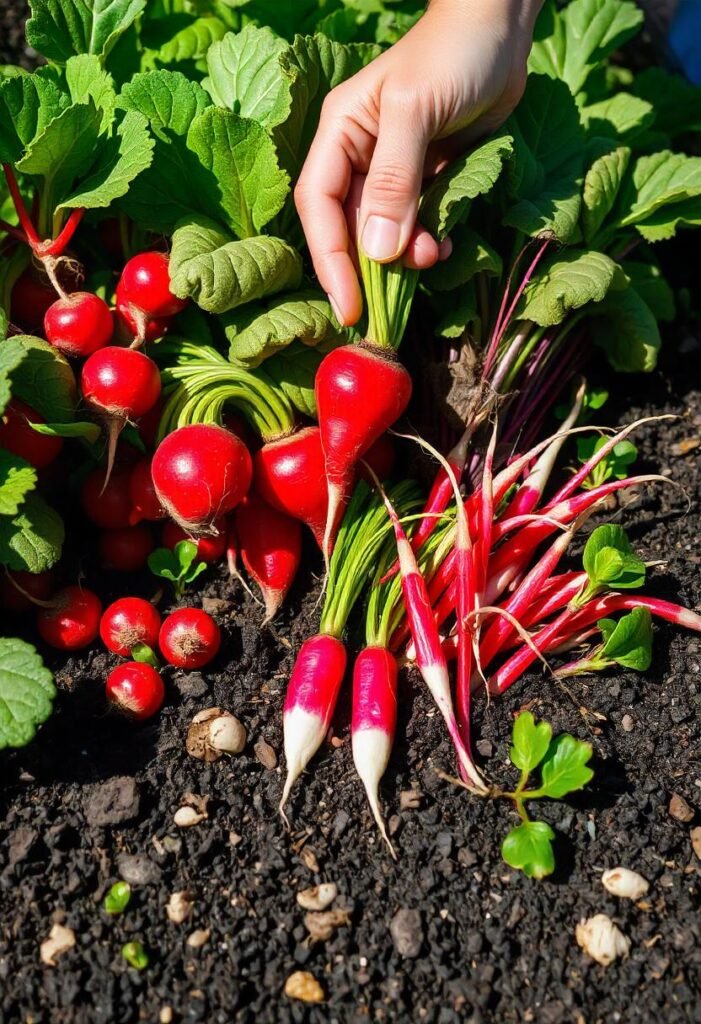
[601, 867, 649, 900]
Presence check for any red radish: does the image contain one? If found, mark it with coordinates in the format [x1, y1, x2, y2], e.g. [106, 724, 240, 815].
[106, 662, 165, 720]
[351, 646, 398, 856]
[128, 457, 166, 524]
[280, 634, 347, 819]
[235, 492, 302, 622]
[254, 426, 328, 547]
[99, 524, 154, 571]
[152, 424, 252, 533]
[100, 597, 161, 656]
[115, 307, 170, 345]
[359, 434, 396, 484]
[315, 345, 412, 557]
[81, 466, 133, 528]
[37, 585, 102, 650]
[116, 252, 186, 343]
[44, 292, 113, 358]
[10, 265, 79, 331]
[0, 398, 63, 469]
[0, 569, 55, 613]
[159, 607, 221, 669]
[137, 397, 165, 448]
[161, 519, 227, 563]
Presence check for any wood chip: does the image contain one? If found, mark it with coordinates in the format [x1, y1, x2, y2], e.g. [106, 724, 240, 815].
[40, 923, 75, 966]
[669, 793, 695, 823]
[297, 883, 338, 912]
[300, 846, 320, 873]
[284, 971, 324, 1003]
[671, 437, 700, 456]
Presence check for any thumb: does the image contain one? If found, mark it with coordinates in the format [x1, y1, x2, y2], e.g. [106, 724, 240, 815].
[359, 103, 428, 263]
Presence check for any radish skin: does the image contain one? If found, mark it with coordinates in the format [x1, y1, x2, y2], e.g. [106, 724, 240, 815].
[254, 426, 329, 547]
[235, 492, 302, 622]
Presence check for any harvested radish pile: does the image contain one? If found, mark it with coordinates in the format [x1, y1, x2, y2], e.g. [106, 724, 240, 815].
[1, 0, 700, 900]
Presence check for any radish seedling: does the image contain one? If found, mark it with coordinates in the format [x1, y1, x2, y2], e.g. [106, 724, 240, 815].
[44, 292, 113, 358]
[104, 882, 131, 916]
[148, 540, 206, 598]
[554, 607, 653, 677]
[575, 436, 637, 490]
[106, 662, 165, 719]
[161, 521, 227, 564]
[37, 586, 102, 651]
[159, 608, 221, 669]
[100, 597, 161, 657]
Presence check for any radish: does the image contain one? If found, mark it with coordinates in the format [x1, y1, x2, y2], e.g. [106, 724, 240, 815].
[316, 344, 412, 558]
[128, 458, 166, 524]
[37, 585, 102, 650]
[116, 308, 170, 346]
[10, 264, 80, 332]
[116, 252, 187, 344]
[161, 519, 227, 563]
[0, 398, 63, 469]
[81, 466, 133, 529]
[159, 607, 221, 669]
[254, 426, 328, 547]
[152, 424, 252, 533]
[100, 597, 161, 656]
[235, 492, 302, 622]
[106, 662, 165, 720]
[351, 646, 397, 856]
[0, 569, 55, 613]
[44, 292, 113, 358]
[99, 524, 154, 571]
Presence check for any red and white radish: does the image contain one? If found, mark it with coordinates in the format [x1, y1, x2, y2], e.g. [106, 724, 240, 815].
[81, 466, 133, 529]
[99, 597, 161, 656]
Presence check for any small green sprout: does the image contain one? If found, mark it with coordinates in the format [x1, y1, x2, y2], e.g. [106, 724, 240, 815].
[122, 941, 149, 970]
[104, 881, 131, 916]
[147, 539, 206, 598]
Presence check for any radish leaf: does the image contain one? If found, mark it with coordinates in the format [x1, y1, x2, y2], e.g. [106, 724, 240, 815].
[582, 524, 645, 591]
[0, 451, 37, 517]
[156, 16, 227, 64]
[423, 226, 501, 291]
[589, 284, 661, 372]
[576, 436, 636, 488]
[0, 638, 55, 750]
[510, 711, 552, 775]
[148, 540, 206, 597]
[119, 69, 211, 137]
[631, 67, 701, 139]
[517, 249, 626, 327]
[0, 492, 65, 572]
[204, 24, 290, 127]
[598, 607, 653, 671]
[60, 109, 154, 210]
[65, 54, 117, 131]
[502, 820, 556, 879]
[539, 734, 594, 798]
[225, 289, 342, 367]
[582, 145, 630, 246]
[620, 261, 675, 322]
[26, 0, 147, 63]
[8, 337, 77, 424]
[580, 92, 653, 142]
[0, 74, 69, 164]
[16, 101, 103, 207]
[618, 151, 701, 232]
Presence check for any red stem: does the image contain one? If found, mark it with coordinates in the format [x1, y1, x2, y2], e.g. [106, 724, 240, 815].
[3, 164, 40, 249]
[38, 208, 85, 257]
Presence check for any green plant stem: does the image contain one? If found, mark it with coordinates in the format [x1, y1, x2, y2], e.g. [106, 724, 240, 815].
[358, 248, 419, 350]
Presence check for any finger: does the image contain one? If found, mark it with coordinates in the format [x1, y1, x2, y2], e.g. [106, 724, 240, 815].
[358, 94, 428, 263]
[403, 226, 440, 271]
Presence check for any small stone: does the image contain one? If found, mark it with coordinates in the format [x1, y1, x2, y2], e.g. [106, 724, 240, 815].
[254, 737, 277, 769]
[576, 914, 630, 966]
[390, 908, 423, 958]
[621, 714, 635, 733]
[691, 826, 701, 860]
[166, 891, 194, 924]
[669, 793, 695, 822]
[601, 867, 649, 900]
[400, 790, 422, 811]
[202, 597, 229, 616]
[476, 738, 493, 758]
[159, 1008, 173, 1024]
[304, 909, 351, 942]
[84, 777, 139, 827]
[174, 806, 206, 828]
[297, 883, 337, 912]
[186, 928, 210, 949]
[117, 853, 162, 886]
[284, 971, 324, 1003]
[40, 923, 76, 966]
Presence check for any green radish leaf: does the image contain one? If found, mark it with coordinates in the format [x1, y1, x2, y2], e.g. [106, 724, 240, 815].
[0, 638, 55, 750]
[576, 435, 637, 488]
[582, 524, 645, 591]
[630, 195, 701, 243]
[632, 67, 701, 140]
[504, 75, 584, 242]
[0, 493, 65, 572]
[617, 151, 701, 233]
[204, 25, 291, 127]
[29, 421, 102, 443]
[8, 337, 77, 424]
[316, 7, 363, 43]
[131, 643, 160, 669]
[0, 339, 29, 418]
[582, 145, 631, 246]
[580, 92, 654, 142]
[157, 16, 227, 63]
[501, 820, 556, 879]
[0, 74, 70, 163]
[431, 284, 479, 340]
[264, 336, 344, 418]
[598, 607, 653, 671]
[65, 55, 117, 132]
[26, 0, 147, 63]
[16, 101, 103, 208]
[175, 539, 199, 574]
[60, 109, 154, 211]
[589, 284, 661, 373]
[420, 132, 513, 240]
[517, 250, 626, 327]
[423, 226, 501, 291]
[170, 217, 303, 314]
[620, 261, 675, 322]
[0, 451, 37, 517]
[375, 10, 422, 45]
[226, 289, 342, 367]
[0, 308, 7, 344]
[539, 734, 594, 799]
[509, 711, 552, 775]
[119, 69, 211, 138]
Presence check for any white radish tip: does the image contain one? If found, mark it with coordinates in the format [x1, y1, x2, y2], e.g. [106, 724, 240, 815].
[322, 482, 344, 572]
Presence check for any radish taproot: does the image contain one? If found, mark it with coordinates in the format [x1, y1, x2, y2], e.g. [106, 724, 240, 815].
[100, 597, 161, 656]
[159, 607, 221, 669]
[44, 292, 113, 357]
[0, 398, 63, 469]
[37, 586, 102, 650]
[106, 662, 165, 720]
[235, 492, 302, 622]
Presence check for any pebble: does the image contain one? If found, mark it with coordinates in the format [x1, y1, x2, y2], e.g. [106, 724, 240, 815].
[400, 790, 422, 811]
[254, 737, 277, 769]
[575, 915, 630, 966]
[390, 908, 423, 958]
[84, 777, 140, 827]
[691, 826, 701, 860]
[117, 853, 162, 886]
[166, 891, 194, 924]
[669, 793, 695, 823]
[304, 909, 350, 942]
[296, 883, 337, 912]
[621, 714, 635, 732]
[186, 929, 210, 949]
[39, 923, 76, 966]
[284, 970, 324, 1003]
[601, 867, 649, 900]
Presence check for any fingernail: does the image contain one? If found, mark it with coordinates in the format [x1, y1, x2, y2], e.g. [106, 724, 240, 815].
[328, 294, 344, 325]
[361, 215, 401, 261]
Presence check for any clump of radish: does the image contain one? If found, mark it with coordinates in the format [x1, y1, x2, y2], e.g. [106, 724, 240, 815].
[99, 524, 154, 571]
[159, 607, 221, 669]
[235, 492, 302, 622]
[100, 597, 161, 656]
[37, 586, 102, 650]
[152, 424, 251, 533]
[0, 398, 63, 469]
[106, 662, 165, 720]
[115, 252, 187, 345]
[128, 457, 166, 524]
[44, 292, 113, 357]
[161, 519, 227, 563]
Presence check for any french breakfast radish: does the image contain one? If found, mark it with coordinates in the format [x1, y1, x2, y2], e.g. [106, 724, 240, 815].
[159, 607, 221, 669]
[100, 597, 161, 656]
[152, 424, 252, 533]
[161, 519, 227, 563]
[99, 524, 154, 571]
[106, 662, 165, 720]
[0, 398, 63, 469]
[235, 492, 302, 622]
[37, 585, 102, 650]
[44, 292, 113, 357]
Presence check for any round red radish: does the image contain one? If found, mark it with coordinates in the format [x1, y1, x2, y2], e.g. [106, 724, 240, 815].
[159, 608, 221, 669]
[0, 569, 55, 614]
[81, 347, 161, 421]
[106, 662, 164, 720]
[81, 466, 133, 528]
[116, 307, 170, 345]
[100, 597, 161, 656]
[37, 585, 102, 650]
[0, 399, 63, 470]
[99, 524, 154, 571]
[44, 292, 113, 358]
[161, 518, 227, 563]
[235, 492, 302, 622]
[151, 424, 251, 532]
[128, 457, 166, 524]
[117, 252, 187, 318]
[253, 426, 328, 548]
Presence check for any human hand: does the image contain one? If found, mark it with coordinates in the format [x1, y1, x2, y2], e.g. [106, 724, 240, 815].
[295, 0, 543, 326]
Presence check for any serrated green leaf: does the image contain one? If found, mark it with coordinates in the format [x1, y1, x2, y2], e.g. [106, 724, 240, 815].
[226, 289, 342, 366]
[264, 336, 343, 418]
[0, 451, 37, 516]
[16, 101, 103, 209]
[421, 133, 513, 240]
[589, 284, 661, 373]
[170, 217, 303, 314]
[618, 151, 701, 232]
[501, 820, 556, 879]
[632, 195, 701, 243]
[0, 492, 64, 572]
[8, 337, 77, 424]
[0, 637, 55, 750]
[26, 0, 147, 63]
[60, 109, 154, 211]
[0, 74, 70, 164]
[158, 16, 227, 63]
[620, 261, 675, 322]
[510, 712, 553, 775]
[539, 734, 594, 798]
[204, 25, 291, 127]
[119, 69, 211, 137]
[599, 607, 653, 671]
[517, 250, 625, 327]
[582, 145, 630, 246]
[65, 55, 117, 132]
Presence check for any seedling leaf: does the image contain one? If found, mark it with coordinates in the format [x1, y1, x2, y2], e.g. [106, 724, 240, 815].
[598, 607, 653, 671]
[104, 881, 131, 915]
[510, 711, 552, 775]
[582, 524, 645, 591]
[539, 734, 594, 799]
[502, 820, 556, 879]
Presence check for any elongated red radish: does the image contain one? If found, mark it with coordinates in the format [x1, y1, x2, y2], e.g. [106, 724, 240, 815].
[316, 345, 412, 559]
[100, 597, 161, 656]
[152, 424, 252, 533]
[116, 252, 187, 344]
[106, 662, 164, 720]
[280, 634, 347, 820]
[81, 466, 133, 528]
[0, 398, 63, 469]
[351, 646, 397, 856]
[99, 524, 154, 571]
[254, 426, 328, 547]
[37, 586, 102, 650]
[128, 457, 166, 524]
[0, 569, 55, 613]
[159, 607, 221, 669]
[235, 492, 302, 622]
[44, 292, 113, 357]
[161, 518, 227, 563]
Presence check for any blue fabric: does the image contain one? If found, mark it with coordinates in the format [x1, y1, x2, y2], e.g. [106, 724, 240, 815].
[667, 0, 701, 84]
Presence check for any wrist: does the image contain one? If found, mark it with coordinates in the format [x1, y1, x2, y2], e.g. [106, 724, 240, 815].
[428, 0, 543, 31]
